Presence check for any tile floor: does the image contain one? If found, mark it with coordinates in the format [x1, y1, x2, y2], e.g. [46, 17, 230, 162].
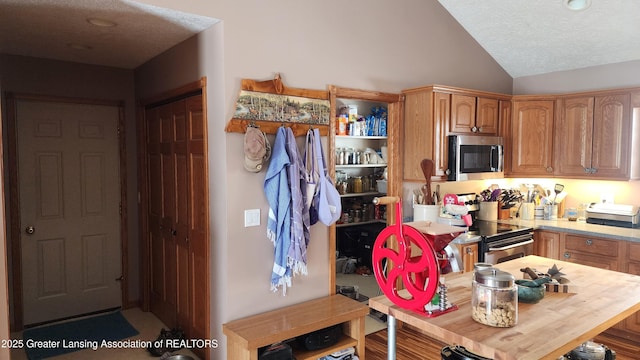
[9, 282, 385, 360]
[10, 308, 200, 360]
[336, 273, 387, 335]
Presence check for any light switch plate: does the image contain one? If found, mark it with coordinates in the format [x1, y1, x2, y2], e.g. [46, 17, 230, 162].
[244, 209, 260, 227]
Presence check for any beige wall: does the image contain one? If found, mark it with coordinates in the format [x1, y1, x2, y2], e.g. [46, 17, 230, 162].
[513, 59, 640, 94]
[134, 0, 513, 358]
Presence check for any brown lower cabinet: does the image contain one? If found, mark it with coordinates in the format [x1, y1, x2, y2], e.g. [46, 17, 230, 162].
[534, 230, 561, 259]
[535, 230, 638, 339]
[624, 243, 640, 335]
[454, 243, 478, 273]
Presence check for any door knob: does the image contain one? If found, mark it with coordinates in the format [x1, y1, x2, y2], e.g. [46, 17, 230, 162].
[25, 226, 35, 235]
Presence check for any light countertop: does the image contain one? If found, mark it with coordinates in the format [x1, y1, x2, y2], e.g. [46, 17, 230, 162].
[497, 218, 640, 242]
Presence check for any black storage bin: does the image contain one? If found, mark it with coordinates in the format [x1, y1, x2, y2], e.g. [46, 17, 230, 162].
[358, 223, 385, 269]
[337, 228, 360, 257]
[258, 342, 294, 360]
[441, 345, 493, 360]
[296, 324, 342, 351]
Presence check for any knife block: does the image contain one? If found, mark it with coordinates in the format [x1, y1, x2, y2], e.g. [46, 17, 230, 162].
[498, 209, 511, 220]
[498, 203, 511, 220]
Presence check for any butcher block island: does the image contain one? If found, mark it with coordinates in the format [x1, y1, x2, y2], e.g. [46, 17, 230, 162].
[369, 255, 640, 360]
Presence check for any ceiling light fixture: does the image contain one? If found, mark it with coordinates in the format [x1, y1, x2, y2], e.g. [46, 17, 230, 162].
[564, 0, 592, 11]
[87, 18, 117, 27]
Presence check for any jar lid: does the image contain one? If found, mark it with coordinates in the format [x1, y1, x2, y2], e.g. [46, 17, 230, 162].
[475, 269, 514, 288]
[473, 263, 493, 272]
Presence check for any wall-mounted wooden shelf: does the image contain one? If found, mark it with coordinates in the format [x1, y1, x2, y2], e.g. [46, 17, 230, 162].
[225, 74, 330, 137]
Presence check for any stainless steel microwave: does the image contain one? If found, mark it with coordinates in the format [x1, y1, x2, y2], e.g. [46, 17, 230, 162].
[447, 135, 504, 181]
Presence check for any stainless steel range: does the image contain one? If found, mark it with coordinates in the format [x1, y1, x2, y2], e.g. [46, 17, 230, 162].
[456, 193, 534, 264]
[473, 221, 534, 264]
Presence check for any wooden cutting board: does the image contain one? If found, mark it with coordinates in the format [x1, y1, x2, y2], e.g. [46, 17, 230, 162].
[404, 220, 467, 236]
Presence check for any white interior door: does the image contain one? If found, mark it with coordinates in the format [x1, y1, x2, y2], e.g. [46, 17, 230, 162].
[17, 100, 122, 325]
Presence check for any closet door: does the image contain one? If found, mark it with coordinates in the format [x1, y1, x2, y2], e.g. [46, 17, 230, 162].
[185, 94, 209, 342]
[147, 103, 178, 328]
[145, 93, 208, 350]
[172, 99, 191, 334]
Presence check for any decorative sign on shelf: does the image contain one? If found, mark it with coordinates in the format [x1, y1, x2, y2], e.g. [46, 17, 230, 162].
[225, 73, 330, 136]
[233, 90, 330, 125]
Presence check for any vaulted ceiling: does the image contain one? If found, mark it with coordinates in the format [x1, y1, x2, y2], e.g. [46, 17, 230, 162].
[438, 0, 640, 78]
[1, 0, 638, 78]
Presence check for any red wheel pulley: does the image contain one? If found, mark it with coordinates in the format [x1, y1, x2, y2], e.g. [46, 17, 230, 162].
[372, 201, 440, 312]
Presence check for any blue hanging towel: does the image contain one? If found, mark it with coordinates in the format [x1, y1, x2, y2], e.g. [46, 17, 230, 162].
[264, 127, 292, 294]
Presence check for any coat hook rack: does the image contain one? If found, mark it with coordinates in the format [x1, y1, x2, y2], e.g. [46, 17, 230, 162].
[225, 73, 330, 137]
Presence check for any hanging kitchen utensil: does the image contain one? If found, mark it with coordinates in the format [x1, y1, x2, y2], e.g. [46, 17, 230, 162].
[420, 159, 434, 205]
[552, 183, 564, 204]
[413, 188, 424, 205]
[490, 188, 501, 202]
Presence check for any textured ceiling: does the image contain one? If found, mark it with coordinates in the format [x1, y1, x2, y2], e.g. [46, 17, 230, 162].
[1, 1, 638, 77]
[438, 0, 640, 78]
[0, 0, 218, 69]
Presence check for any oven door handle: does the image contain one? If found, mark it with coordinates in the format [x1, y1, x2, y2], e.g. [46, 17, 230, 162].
[488, 239, 534, 251]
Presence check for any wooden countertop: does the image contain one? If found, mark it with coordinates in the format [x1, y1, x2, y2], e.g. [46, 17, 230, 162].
[368, 255, 640, 360]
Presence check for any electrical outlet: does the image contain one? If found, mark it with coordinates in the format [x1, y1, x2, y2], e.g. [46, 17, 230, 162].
[600, 193, 614, 204]
[244, 209, 260, 227]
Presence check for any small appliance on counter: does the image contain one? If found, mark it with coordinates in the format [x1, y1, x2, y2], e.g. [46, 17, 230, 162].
[586, 203, 640, 228]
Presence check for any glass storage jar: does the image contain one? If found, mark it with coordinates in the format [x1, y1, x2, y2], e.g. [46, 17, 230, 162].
[352, 176, 363, 193]
[471, 269, 517, 327]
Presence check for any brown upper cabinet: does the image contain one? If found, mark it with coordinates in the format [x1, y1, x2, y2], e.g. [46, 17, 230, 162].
[403, 85, 640, 182]
[402, 85, 509, 182]
[510, 89, 640, 180]
[403, 87, 450, 181]
[509, 97, 556, 176]
[450, 95, 499, 135]
[555, 92, 634, 179]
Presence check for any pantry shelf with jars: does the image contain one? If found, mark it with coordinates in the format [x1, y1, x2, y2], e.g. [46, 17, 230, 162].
[328, 86, 402, 292]
[335, 134, 388, 228]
